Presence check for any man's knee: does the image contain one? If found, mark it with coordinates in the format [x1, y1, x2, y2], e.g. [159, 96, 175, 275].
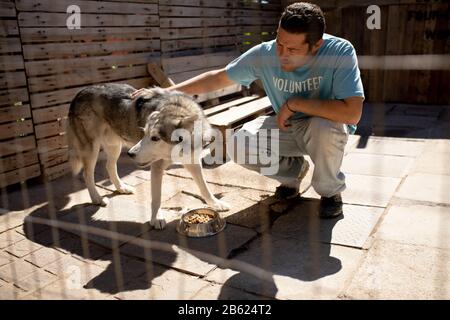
[308, 117, 348, 148]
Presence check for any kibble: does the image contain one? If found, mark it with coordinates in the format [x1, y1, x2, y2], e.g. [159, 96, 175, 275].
[184, 212, 213, 224]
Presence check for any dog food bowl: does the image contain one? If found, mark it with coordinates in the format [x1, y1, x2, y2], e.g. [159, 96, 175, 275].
[177, 208, 226, 238]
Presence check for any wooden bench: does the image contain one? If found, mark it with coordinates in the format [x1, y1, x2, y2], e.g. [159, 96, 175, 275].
[147, 63, 274, 160]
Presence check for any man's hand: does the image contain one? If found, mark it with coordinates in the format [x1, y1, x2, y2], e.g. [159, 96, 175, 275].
[276, 100, 296, 131]
[130, 88, 154, 99]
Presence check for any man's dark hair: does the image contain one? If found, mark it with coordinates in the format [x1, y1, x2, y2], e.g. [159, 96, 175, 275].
[279, 2, 326, 48]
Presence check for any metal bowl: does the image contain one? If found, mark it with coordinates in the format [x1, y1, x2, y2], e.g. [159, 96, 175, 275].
[176, 207, 226, 238]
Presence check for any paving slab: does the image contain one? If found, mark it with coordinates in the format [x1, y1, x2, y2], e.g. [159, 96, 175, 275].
[0, 230, 25, 249]
[4, 239, 43, 258]
[13, 268, 58, 292]
[166, 161, 279, 192]
[271, 202, 385, 248]
[0, 251, 13, 267]
[120, 222, 257, 277]
[206, 235, 364, 299]
[412, 140, 450, 176]
[191, 282, 273, 300]
[374, 205, 450, 250]
[346, 137, 426, 157]
[23, 247, 66, 268]
[0, 259, 36, 283]
[394, 173, 450, 205]
[303, 173, 401, 208]
[344, 239, 450, 299]
[342, 153, 415, 178]
[114, 268, 206, 300]
[0, 283, 25, 300]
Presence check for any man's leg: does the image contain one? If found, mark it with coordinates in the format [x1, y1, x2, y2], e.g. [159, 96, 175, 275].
[293, 117, 349, 217]
[227, 115, 309, 197]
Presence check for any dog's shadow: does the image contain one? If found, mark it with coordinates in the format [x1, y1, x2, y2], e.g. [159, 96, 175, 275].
[23, 185, 342, 298]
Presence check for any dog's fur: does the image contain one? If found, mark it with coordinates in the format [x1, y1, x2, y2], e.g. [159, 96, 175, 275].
[66, 83, 229, 229]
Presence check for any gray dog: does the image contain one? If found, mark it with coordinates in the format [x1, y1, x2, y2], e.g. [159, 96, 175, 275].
[66, 83, 229, 229]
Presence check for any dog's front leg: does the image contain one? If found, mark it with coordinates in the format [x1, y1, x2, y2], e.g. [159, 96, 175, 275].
[183, 163, 230, 212]
[150, 159, 170, 229]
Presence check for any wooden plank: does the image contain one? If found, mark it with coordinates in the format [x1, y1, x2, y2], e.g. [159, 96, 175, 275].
[237, 17, 280, 26]
[0, 38, 22, 54]
[162, 51, 238, 74]
[25, 52, 159, 77]
[42, 162, 71, 181]
[0, 150, 39, 174]
[169, 67, 217, 84]
[35, 118, 67, 139]
[0, 1, 15, 17]
[159, 0, 236, 8]
[147, 63, 175, 87]
[159, 6, 233, 17]
[37, 134, 68, 153]
[204, 95, 260, 116]
[162, 36, 237, 52]
[15, 0, 158, 14]
[0, 54, 25, 71]
[160, 26, 238, 40]
[39, 148, 68, 168]
[18, 13, 159, 27]
[0, 104, 31, 123]
[0, 71, 27, 89]
[0, 135, 36, 157]
[0, 119, 33, 140]
[32, 105, 69, 124]
[19, 26, 159, 43]
[22, 39, 160, 60]
[28, 64, 148, 92]
[196, 84, 242, 103]
[0, 19, 19, 36]
[208, 97, 272, 127]
[0, 88, 29, 107]
[0, 164, 41, 188]
[160, 17, 235, 28]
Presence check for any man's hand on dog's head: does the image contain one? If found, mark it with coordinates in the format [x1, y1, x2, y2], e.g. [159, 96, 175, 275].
[130, 88, 152, 99]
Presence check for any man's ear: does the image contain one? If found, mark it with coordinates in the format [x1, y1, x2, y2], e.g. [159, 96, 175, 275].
[312, 38, 324, 53]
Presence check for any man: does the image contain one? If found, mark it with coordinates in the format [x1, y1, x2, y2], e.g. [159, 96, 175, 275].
[132, 2, 364, 219]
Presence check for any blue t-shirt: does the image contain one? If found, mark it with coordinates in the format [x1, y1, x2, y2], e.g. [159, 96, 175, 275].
[225, 33, 365, 134]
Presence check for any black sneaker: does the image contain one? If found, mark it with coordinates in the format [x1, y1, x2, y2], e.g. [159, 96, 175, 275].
[319, 194, 343, 219]
[274, 160, 310, 200]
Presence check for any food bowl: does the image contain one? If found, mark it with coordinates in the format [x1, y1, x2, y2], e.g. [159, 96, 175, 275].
[176, 207, 226, 238]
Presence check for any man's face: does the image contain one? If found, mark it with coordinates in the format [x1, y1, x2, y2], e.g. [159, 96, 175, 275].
[275, 27, 323, 72]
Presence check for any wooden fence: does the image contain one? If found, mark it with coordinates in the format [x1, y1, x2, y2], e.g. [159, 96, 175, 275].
[0, 0, 281, 187]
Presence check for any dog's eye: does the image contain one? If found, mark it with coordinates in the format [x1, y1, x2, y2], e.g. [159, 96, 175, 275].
[151, 136, 160, 142]
[178, 136, 183, 142]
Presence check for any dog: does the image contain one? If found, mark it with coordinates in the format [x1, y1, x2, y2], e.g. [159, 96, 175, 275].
[66, 83, 229, 229]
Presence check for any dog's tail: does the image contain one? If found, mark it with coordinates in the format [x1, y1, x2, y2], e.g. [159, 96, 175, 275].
[66, 100, 85, 176]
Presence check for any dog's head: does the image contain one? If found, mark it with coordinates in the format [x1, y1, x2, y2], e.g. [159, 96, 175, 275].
[128, 89, 213, 167]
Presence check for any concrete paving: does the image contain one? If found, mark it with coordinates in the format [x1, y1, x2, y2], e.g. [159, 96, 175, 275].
[0, 102, 449, 300]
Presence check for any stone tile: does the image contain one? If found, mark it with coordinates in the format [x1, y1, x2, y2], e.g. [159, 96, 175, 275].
[0, 230, 25, 249]
[191, 282, 273, 300]
[120, 222, 257, 276]
[0, 251, 14, 267]
[375, 205, 450, 250]
[24, 247, 66, 268]
[44, 255, 105, 281]
[0, 259, 36, 283]
[206, 236, 364, 299]
[115, 269, 206, 300]
[395, 173, 450, 205]
[344, 239, 450, 299]
[412, 140, 450, 176]
[166, 162, 279, 192]
[0, 283, 25, 300]
[5, 239, 43, 258]
[14, 269, 58, 292]
[342, 153, 415, 178]
[347, 137, 425, 157]
[303, 174, 401, 208]
[271, 202, 385, 248]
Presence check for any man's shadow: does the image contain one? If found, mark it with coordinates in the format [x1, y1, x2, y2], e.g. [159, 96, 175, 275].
[23, 178, 342, 298]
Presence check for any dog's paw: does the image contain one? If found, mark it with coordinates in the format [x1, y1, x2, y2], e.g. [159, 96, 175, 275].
[150, 218, 167, 230]
[93, 196, 109, 207]
[210, 199, 230, 212]
[117, 184, 135, 195]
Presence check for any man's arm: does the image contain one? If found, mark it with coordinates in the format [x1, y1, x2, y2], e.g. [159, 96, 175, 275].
[277, 96, 364, 131]
[130, 68, 235, 98]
